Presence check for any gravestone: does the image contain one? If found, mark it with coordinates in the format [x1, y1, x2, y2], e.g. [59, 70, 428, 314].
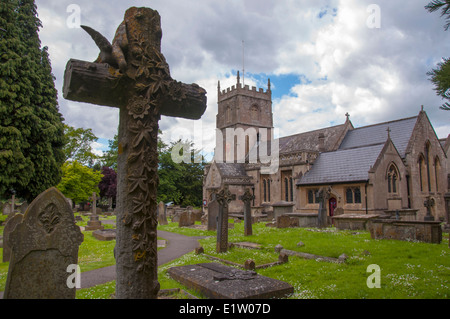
[167, 262, 294, 299]
[317, 187, 331, 228]
[215, 186, 236, 253]
[423, 196, 435, 221]
[85, 192, 104, 231]
[207, 198, 219, 231]
[3, 187, 84, 299]
[2, 214, 23, 262]
[157, 201, 168, 225]
[63, 6, 206, 299]
[2, 202, 12, 216]
[239, 188, 254, 236]
[178, 210, 194, 227]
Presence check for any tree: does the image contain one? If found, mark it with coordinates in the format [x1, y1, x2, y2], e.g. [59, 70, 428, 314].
[56, 161, 102, 204]
[101, 133, 118, 169]
[426, 0, 450, 110]
[0, 0, 65, 201]
[157, 139, 206, 207]
[63, 124, 99, 166]
[98, 166, 117, 201]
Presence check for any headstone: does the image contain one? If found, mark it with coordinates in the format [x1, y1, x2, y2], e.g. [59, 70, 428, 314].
[277, 215, 292, 228]
[93, 229, 116, 241]
[3, 187, 84, 299]
[207, 198, 219, 231]
[239, 188, 254, 236]
[215, 186, 236, 253]
[2, 202, 11, 216]
[63, 6, 206, 298]
[178, 210, 194, 227]
[2, 214, 23, 262]
[157, 201, 168, 225]
[423, 196, 435, 221]
[167, 263, 294, 299]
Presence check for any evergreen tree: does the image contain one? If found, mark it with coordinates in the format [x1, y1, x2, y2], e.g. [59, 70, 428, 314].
[0, 0, 65, 201]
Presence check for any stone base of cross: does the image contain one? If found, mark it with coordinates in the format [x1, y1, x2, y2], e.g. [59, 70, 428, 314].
[63, 7, 207, 298]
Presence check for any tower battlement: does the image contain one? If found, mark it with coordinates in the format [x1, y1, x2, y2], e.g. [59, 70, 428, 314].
[218, 71, 271, 102]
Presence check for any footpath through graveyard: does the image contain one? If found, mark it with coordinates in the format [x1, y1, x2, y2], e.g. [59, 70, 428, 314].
[0, 230, 206, 297]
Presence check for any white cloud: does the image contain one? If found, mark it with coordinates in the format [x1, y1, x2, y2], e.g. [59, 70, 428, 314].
[34, 0, 450, 161]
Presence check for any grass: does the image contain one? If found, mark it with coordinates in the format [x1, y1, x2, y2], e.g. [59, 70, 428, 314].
[1, 213, 449, 299]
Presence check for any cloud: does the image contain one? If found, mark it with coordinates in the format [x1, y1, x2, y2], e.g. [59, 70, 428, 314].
[34, 0, 450, 161]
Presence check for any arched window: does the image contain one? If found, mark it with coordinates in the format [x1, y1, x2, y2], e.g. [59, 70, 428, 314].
[425, 141, 432, 192]
[263, 180, 267, 202]
[226, 106, 231, 123]
[387, 164, 399, 194]
[435, 157, 441, 192]
[267, 179, 271, 202]
[418, 155, 426, 192]
[346, 188, 353, 204]
[284, 178, 289, 201]
[251, 104, 259, 121]
[289, 177, 294, 202]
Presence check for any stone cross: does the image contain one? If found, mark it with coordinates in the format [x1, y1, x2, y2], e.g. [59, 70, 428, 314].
[239, 188, 254, 236]
[214, 186, 236, 253]
[423, 196, 435, 221]
[91, 192, 97, 215]
[63, 7, 207, 299]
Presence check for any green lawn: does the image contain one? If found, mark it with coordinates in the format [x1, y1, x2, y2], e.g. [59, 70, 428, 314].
[0, 214, 449, 299]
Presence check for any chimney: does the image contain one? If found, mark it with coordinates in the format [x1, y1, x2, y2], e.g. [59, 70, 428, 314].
[318, 133, 325, 152]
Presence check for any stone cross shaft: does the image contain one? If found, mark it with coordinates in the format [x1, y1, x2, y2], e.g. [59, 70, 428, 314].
[63, 7, 206, 299]
[214, 186, 236, 253]
[239, 188, 254, 236]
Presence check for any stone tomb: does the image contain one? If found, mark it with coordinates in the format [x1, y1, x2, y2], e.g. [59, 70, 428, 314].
[168, 262, 293, 299]
[3, 187, 84, 299]
[93, 229, 116, 241]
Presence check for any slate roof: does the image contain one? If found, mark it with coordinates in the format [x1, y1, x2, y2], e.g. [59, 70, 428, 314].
[339, 116, 417, 157]
[296, 143, 384, 185]
[279, 124, 347, 153]
[215, 162, 247, 177]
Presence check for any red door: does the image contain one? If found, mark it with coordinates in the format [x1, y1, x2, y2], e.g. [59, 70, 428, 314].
[329, 198, 337, 217]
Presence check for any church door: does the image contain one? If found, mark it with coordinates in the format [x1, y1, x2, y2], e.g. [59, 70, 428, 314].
[329, 198, 337, 218]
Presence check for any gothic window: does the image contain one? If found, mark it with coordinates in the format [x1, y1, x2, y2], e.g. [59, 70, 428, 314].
[284, 178, 289, 201]
[346, 188, 353, 204]
[308, 189, 319, 204]
[263, 180, 267, 202]
[354, 187, 362, 203]
[418, 154, 426, 192]
[425, 142, 432, 192]
[226, 106, 231, 123]
[387, 164, 399, 194]
[267, 179, 271, 202]
[251, 104, 259, 121]
[346, 187, 362, 204]
[261, 176, 271, 203]
[289, 177, 294, 202]
[435, 157, 441, 192]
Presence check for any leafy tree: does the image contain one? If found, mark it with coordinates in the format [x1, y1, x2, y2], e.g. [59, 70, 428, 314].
[0, 0, 65, 201]
[98, 166, 117, 200]
[101, 133, 118, 169]
[157, 139, 206, 207]
[56, 161, 102, 204]
[426, 0, 450, 110]
[63, 124, 99, 166]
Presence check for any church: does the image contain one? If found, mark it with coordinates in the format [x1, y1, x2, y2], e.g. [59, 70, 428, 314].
[202, 73, 450, 225]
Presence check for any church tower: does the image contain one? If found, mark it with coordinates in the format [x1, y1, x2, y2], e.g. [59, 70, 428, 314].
[215, 72, 274, 163]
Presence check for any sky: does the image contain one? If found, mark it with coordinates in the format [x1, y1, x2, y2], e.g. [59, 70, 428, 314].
[34, 0, 450, 161]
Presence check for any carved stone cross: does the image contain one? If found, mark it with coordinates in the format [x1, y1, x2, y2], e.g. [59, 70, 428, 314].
[214, 185, 236, 253]
[239, 188, 254, 236]
[63, 7, 206, 299]
[424, 196, 435, 221]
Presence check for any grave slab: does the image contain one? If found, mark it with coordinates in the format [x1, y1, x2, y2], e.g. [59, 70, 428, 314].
[167, 262, 294, 299]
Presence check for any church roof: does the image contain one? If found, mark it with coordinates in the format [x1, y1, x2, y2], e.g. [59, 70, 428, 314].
[215, 162, 247, 177]
[296, 143, 384, 185]
[278, 123, 348, 153]
[339, 116, 417, 157]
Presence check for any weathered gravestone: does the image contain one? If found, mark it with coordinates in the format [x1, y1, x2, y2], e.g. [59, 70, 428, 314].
[3, 187, 84, 299]
[239, 188, 254, 236]
[207, 197, 219, 231]
[157, 201, 168, 225]
[167, 262, 294, 299]
[63, 7, 207, 298]
[85, 192, 104, 231]
[2, 214, 23, 263]
[215, 186, 236, 253]
[178, 210, 195, 227]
